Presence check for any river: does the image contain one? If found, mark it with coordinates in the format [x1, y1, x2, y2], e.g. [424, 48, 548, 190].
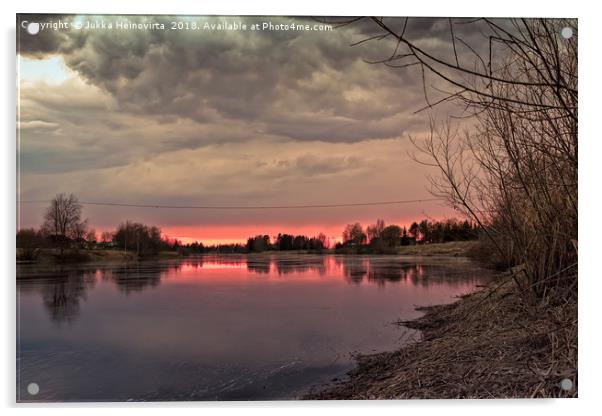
[16, 254, 490, 401]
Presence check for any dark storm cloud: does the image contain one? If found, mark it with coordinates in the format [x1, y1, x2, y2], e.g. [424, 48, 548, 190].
[19, 15, 473, 147]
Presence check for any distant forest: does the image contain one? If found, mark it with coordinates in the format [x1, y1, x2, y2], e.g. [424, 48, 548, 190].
[240, 218, 478, 255]
[17, 194, 479, 259]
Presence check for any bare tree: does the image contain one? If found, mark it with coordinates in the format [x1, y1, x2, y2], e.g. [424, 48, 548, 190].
[86, 228, 97, 244]
[343, 223, 367, 245]
[317, 232, 328, 248]
[367, 219, 385, 242]
[42, 193, 87, 254]
[100, 231, 114, 243]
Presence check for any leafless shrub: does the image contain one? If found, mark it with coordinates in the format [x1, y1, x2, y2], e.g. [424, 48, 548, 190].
[362, 18, 577, 301]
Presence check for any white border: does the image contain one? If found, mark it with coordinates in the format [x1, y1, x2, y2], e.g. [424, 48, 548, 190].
[2, 1, 599, 415]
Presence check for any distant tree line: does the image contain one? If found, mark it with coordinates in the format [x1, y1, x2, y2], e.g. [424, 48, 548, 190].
[336, 218, 479, 254]
[202, 218, 477, 255]
[244, 233, 328, 253]
[407, 219, 479, 244]
[17, 194, 479, 259]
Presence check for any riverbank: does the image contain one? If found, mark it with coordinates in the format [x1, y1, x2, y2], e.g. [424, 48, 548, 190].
[232, 241, 476, 257]
[18, 241, 476, 265]
[305, 272, 577, 399]
[331, 241, 476, 257]
[16, 248, 183, 266]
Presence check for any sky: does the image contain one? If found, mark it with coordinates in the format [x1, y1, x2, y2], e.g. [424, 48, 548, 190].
[16, 15, 487, 244]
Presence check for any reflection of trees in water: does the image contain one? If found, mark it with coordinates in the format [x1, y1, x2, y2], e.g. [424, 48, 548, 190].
[36, 262, 175, 323]
[243, 256, 328, 276]
[240, 255, 482, 286]
[207, 255, 484, 288]
[102, 264, 167, 294]
[40, 269, 96, 323]
[27, 256, 485, 323]
[336, 257, 483, 287]
[339, 257, 369, 284]
[366, 263, 427, 287]
[200, 256, 245, 267]
[400, 264, 483, 288]
[247, 259, 271, 274]
[180, 258, 204, 270]
[273, 256, 327, 276]
[368, 264, 411, 284]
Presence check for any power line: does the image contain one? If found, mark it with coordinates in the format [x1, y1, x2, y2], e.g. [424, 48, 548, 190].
[19, 198, 442, 210]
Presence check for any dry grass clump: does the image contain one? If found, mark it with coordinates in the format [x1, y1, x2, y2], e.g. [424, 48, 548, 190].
[306, 273, 577, 399]
[396, 241, 477, 257]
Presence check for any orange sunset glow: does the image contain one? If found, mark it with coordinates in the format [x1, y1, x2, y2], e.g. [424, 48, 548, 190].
[160, 214, 453, 246]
